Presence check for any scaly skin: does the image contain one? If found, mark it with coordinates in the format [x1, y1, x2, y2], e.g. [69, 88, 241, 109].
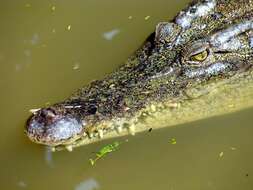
[25, 0, 253, 151]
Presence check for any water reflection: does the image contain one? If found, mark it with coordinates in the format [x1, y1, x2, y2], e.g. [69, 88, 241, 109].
[75, 178, 100, 190]
[44, 147, 54, 168]
[102, 29, 120, 41]
[17, 181, 27, 189]
[29, 33, 40, 45]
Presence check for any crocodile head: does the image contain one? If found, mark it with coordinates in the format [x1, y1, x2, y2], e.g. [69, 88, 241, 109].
[25, 0, 253, 151]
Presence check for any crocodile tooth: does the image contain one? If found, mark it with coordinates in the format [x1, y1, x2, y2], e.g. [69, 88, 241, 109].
[66, 145, 73, 152]
[116, 126, 123, 134]
[83, 132, 87, 136]
[50, 146, 56, 152]
[150, 105, 156, 112]
[29, 108, 41, 114]
[108, 124, 114, 130]
[167, 102, 180, 108]
[82, 120, 87, 126]
[98, 129, 104, 139]
[88, 133, 94, 138]
[142, 112, 148, 117]
[128, 125, 136, 136]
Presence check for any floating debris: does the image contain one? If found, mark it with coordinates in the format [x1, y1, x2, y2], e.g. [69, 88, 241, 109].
[219, 152, 224, 158]
[144, 16, 151, 20]
[89, 141, 120, 166]
[30, 33, 40, 45]
[25, 3, 31, 8]
[230, 147, 237, 151]
[51, 5, 56, 11]
[128, 16, 133, 20]
[170, 138, 177, 145]
[73, 62, 80, 70]
[75, 178, 100, 190]
[17, 181, 27, 188]
[24, 49, 31, 57]
[52, 28, 56, 33]
[102, 29, 120, 41]
[67, 25, 72, 31]
[15, 64, 22, 72]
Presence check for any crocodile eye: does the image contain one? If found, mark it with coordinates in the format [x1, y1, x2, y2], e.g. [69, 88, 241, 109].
[190, 49, 208, 62]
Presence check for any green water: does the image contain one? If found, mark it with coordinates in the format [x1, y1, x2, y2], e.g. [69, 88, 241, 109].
[0, 0, 253, 189]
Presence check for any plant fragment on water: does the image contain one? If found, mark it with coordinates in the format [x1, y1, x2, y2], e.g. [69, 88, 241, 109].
[169, 138, 177, 145]
[89, 141, 120, 166]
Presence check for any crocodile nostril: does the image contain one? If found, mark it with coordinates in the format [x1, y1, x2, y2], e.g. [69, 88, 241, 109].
[87, 104, 97, 115]
[39, 108, 57, 123]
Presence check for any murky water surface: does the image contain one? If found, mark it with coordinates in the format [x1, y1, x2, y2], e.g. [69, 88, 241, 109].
[0, 0, 253, 189]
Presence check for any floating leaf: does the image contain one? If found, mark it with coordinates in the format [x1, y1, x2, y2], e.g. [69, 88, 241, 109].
[89, 141, 120, 166]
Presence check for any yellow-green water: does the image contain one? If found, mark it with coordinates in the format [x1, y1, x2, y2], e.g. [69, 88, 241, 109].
[0, 0, 253, 189]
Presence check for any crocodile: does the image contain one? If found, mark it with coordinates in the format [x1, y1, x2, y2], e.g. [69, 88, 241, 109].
[25, 0, 253, 151]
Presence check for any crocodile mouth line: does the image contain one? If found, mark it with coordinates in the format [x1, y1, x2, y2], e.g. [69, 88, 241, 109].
[52, 125, 130, 152]
[48, 101, 181, 151]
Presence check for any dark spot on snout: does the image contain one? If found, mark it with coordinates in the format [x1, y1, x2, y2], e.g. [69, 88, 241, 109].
[37, 108, 58, 125]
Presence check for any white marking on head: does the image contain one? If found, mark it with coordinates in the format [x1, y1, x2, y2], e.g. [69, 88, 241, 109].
[205, 62, 229, 75]
[218, 38, 242, 51]
[250, 37, 253, 48]
[155, 22, 181, 42]
[211, 20, 253, 46]
[176, 0, 216, 29]
[46, 117, 83, 141]
[185, 62, 229, 78]
[198, 24, 207, 30]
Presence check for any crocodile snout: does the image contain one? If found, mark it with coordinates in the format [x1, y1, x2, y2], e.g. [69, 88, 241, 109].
[25, 107, 84, 146]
